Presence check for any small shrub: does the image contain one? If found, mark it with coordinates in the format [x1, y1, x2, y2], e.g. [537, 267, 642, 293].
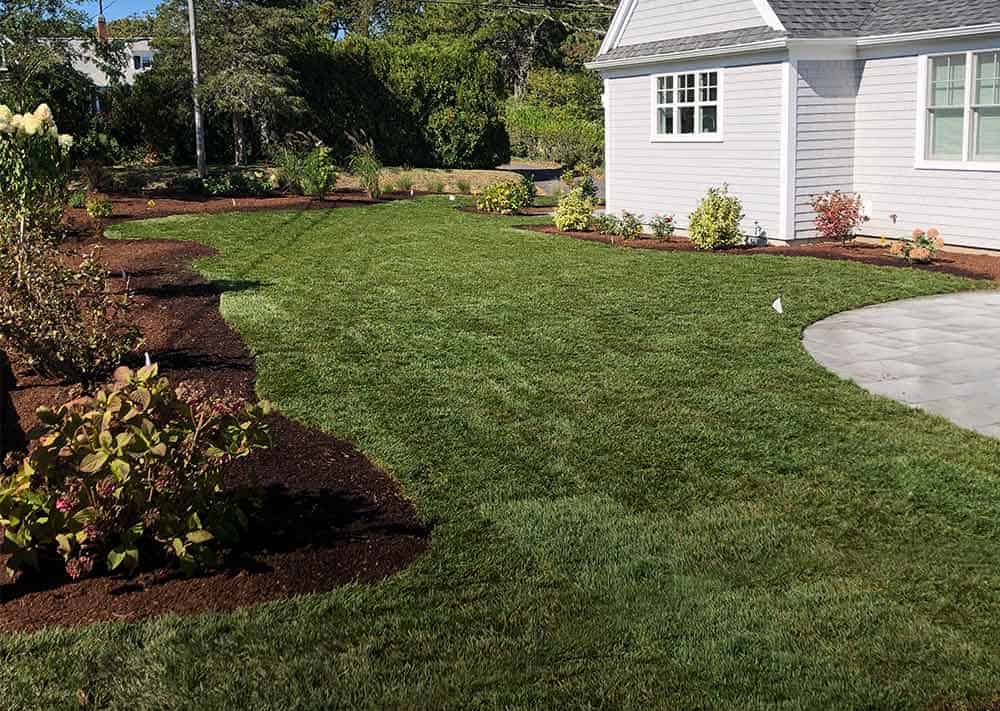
[427, 179, 445, 194]
[593, 213, 620, 236]
[348, 144, 384, 200]
[888, 227, 944, 263]
[476, 180, 532, 215]
[395, 174, 414, 194]
[203, 175, 235, 197]
[299, 147, 337, 198]
[810, 191, 869, 243]
[0, 363, 272, 581]
[234, 171, 278, 198]
[615, 211, 644, 240]
[688, 185, 744, 250]
[456, 179, 471, 195]
[176, 175, 205, 196]
[553, 188, 594, 232]
[85, 196, 114, 220]
[521, 174, 538, 203]
[0, 103, 73, 233]
[0, 243, 141, 383]
[271, 145, 308, 194]
[650, 214, 676, 239]
[68, 191, 87, 209]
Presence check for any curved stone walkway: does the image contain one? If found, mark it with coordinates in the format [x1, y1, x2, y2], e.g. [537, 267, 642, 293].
[803, 290, 1000, 438]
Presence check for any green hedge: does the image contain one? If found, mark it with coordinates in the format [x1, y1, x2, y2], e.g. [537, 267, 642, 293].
[504, 99, 603, 168]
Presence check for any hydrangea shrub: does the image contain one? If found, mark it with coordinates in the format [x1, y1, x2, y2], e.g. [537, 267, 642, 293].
[0, 364, 272, 581]
[477, 180, 532, 215]
[0, 103, 74, 234]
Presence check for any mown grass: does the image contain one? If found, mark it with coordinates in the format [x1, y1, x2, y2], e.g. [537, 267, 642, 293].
[3, 198, 1000, 710]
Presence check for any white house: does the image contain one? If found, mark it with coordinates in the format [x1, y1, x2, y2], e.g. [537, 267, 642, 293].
[587, 0, 1000, 251]
[68, 38, 154, 88]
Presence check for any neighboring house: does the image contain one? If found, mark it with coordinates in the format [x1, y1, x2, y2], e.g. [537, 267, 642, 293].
[68, 38, 154, 88]
[587, 0, 1000, 250]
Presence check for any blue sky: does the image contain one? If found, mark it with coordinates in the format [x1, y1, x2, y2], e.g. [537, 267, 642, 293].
[81, 0, 160, 20]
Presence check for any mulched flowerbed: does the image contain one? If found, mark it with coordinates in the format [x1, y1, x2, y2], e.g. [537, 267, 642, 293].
[523, 225, 1000, 282]
[0, 198, 429, 633]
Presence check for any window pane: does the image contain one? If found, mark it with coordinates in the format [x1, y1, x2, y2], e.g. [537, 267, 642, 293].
[928, 108, 965, 159]
[975, 107, 1000, 159]
[930, 54, 966, 107]
[976, 51, 1000, 105]
[657, 107, 674, 135]
[679, 107, 695, 134]
[678, 74, 696, 103]
[698, 72, 718, 102]
[700, 106, 718, 134]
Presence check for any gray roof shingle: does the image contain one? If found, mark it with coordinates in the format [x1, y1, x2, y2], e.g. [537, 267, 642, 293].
[769, 0, 999, 37]
[596, 0, 1000, 61]
[597, 26, 785, 61]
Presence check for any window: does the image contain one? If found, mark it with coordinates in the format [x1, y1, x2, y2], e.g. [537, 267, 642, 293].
[652, 69, 722, 141]
[919, 50, 1000, 168]
[132, 54, 153, 71]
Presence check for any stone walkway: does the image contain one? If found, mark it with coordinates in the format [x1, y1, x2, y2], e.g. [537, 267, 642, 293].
[803, 290, 1000, 437]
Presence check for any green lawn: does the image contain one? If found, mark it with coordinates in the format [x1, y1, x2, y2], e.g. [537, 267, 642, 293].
[4, 198, 1000, 709]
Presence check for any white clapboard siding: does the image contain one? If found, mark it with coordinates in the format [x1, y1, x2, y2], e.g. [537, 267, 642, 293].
[793, 60, 860, 239]
[618, 0, 764, 47]
[605, 61, 783, 238]
[854, 54, 1000, 250]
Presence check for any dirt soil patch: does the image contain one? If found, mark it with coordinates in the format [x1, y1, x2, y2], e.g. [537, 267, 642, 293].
[1, 218, 428, 633]
[523, 225, 1000, 282]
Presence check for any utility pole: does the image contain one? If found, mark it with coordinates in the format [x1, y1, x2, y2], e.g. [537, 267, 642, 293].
[186, 0, 208, 178]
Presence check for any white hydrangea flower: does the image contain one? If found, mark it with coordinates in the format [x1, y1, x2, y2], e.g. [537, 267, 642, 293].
[33, 103, 54, 123]
[58, 133, 74, 149]
[20, 113, 43, 136]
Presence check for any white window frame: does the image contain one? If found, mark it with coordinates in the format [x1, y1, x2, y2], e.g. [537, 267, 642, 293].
[650, 68, 724, 143]
[916, 49, 1000, 172]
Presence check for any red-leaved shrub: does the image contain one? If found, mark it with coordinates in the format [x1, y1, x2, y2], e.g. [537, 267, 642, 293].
[810, 191, 869, 242]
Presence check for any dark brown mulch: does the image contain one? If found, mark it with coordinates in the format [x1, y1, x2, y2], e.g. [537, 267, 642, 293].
[456, 205, 554, 217]
[0, 228, 429, 634]
[61, 188, 393, 238]
[522, 225, 1000, 282]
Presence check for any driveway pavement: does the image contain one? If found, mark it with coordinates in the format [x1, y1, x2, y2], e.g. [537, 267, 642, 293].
[803, 290, 1000, 437]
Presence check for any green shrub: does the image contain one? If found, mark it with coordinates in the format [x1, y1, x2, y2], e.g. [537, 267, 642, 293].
[427, 179, 445, 194]
[593, 213, 620, 236]
[649, 214, 676, 239]
[476, 180, 532, 215]
[456, 179, 471, 195]
[553, 188, 594, 232]
[349, 147, 384, 200]
[395, 174, 414, 193]
[300, 147, 337, 198]
[271, 145, 308, 194]
[234, 171, 278, 197]
[0, 243, 141, 383]
[68, 190, 87, 209]
[0, 103, 73, 233]
[688, 185, 745, 250]
[84, 196, 113, 219]
[203, 175, 235, 197]
[0, 363, 272, 581]
[615, 211, 644, 240]
[505, 100, 603, 168]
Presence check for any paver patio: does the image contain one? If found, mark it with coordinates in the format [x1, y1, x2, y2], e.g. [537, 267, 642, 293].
[804, 290, 1000, 437]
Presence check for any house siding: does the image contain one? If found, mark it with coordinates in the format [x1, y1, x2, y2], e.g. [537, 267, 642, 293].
[617, 0, 764, 48]
[794, 60, 860, 239]
[854, 52, 1000, 251]
[604, 60, 783, 238]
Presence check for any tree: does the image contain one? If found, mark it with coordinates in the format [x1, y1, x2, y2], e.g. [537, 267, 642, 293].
[153, 0, 307, 165]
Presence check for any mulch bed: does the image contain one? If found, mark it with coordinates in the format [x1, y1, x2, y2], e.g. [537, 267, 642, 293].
[0, 193, 429, 634]
[523, 225, 1000, 282]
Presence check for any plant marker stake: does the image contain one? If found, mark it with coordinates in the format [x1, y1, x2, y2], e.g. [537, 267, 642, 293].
[772, 297, 784, 315]
[145, 353, 152, 368]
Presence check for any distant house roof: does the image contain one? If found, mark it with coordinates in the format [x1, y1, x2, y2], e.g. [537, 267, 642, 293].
[592, 0, 1000, 66]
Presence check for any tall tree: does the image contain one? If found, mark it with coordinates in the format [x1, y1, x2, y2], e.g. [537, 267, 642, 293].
[153, 0, 307, 165]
